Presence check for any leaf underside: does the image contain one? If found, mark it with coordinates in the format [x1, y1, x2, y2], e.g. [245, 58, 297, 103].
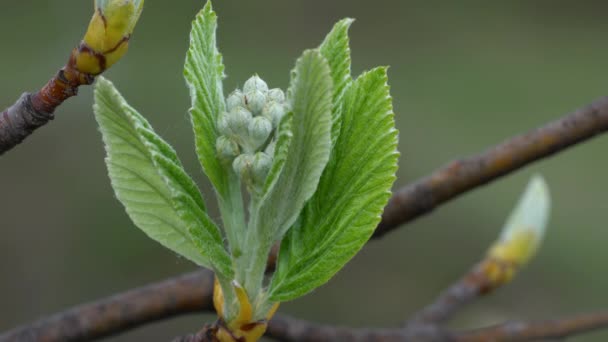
[93, 77, 232, 279]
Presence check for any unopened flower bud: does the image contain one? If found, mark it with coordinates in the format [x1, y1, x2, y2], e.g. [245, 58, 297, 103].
[227, 106, 253, 138]
[232, 153, 255, 183]
[248, 116, 273, 151]
[243, 75, 269, 93]
[245, 90, 266, 115]
[267, 88, 285, 103]
[263, 101, 287, 126]
[216, 136, 240, 161]
[217, 112, 232, 136]
[252, 152, 273, 184]
[226, 90, 246, 112]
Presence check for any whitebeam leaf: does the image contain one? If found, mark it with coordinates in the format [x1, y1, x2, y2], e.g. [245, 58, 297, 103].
[93, 77, 232, 279]
[253, 50, 333, 244]
[319, 18, 354, 145]
[269, 67, 399, 301]
[184, 1, 227, 196]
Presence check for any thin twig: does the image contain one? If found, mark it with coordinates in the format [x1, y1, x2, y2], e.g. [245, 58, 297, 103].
[3, 97, 608, 340]
[407, 258, 517, 325]
[374, 96, 608, 237]
[454, 312, 608, 342]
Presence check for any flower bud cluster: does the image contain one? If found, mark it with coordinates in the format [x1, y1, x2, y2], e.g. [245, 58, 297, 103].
[216, 75, 289, 190]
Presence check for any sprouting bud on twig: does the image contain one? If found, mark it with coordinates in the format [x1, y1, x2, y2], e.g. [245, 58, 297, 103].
[77, 0, 144, 75]
[482, 175, 551, 288]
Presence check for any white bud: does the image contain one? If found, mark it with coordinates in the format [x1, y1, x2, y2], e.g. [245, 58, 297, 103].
[252, 152, 273, 184]
[248, 116, 273, 151]
[232, 153, 254, 182]
[245, 90, 266, 115]
[226, 89, 246, 112]
[217, 112, 232, 136]
[263, 101, 287, 127]
[227, 106, 252, 138]
[216, 136, 240, 161]
[243, 75, 269, 93]
[267, 88, 285, 103]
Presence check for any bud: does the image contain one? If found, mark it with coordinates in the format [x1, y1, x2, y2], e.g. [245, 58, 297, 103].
[217, 111, 233, 136]
[226, 90, 246, 112]
[227, 106, 253, 139]
[216, 136, 240, 161]
[488, 175, 550, 266]
[245, 90, 266, 115]
[482, 175, 551, 288]
[233, 153, 255, 183]
[252, 152, 273, 184]
[267, 88, 285, 103]
[78, 0, 144, 74]
[263, 101, 287, 127]
[243, 75, 269, 94]
[248, 116, 273, 151]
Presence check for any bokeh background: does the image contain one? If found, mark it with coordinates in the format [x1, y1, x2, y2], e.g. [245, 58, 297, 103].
[1, 1, 608, 341]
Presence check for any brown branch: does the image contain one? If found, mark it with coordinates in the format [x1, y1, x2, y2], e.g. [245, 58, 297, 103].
[3, 96, 608, 340]
[374, 96, 608, 238]
[454, 312, 608, 342]
[0, 43, 101, 155]
[0, 270, 214, 342]
[406, 257, 515, 326]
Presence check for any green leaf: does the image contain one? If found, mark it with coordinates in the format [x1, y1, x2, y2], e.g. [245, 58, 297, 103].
[244, 50, 333, 296]
[262, 112, 294, 196]
[269, 67, 399, 301]
[184, 1, 227, 196]
[184, 1, 246, 258]
[319, 18, 354, 145]
[253, 50, 333, 243]
[93, 77, 233, 279]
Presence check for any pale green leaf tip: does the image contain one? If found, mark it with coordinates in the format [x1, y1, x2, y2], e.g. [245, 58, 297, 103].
[489, 174, 551, 265]
[503, 175, 550, 241]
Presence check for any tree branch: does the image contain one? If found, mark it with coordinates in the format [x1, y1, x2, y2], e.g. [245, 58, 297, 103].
[0, 270, 214, 342]
[374, 96, 608, 237]
[3, 96, 608, 341]
[454, 312, 608, 342]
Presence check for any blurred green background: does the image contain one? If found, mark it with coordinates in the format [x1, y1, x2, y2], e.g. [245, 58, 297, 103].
[1, 1, 608, 341]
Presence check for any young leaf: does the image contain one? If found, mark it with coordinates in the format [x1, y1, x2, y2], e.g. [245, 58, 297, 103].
[93, 77, 233, 279]
[269, 67, 399, 301]
[488, 175, 551, 267]
[244, 50, 333, 296]
[184, 1, 227, 196]
[184, 1, 245, 258]
[319, 18, 354, 145]
[252, 50, 333, 243]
